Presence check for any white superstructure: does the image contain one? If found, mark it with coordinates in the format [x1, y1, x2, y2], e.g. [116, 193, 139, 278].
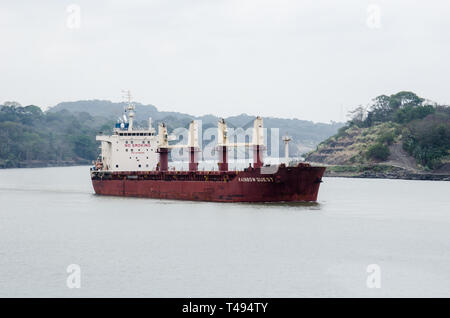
[96, 91, 159, 172]
[96, 122, 159, 172]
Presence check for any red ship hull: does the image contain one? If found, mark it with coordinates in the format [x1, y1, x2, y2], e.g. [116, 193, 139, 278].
[91, 164, 326, 202]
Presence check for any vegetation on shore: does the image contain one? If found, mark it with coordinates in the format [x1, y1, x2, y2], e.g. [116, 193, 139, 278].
[323, 164, 450, 181]
[306, 92, 450, 171]
[0, 101, 343, 168]
[326, 164, 394, 174]
[0, 104, 111, 168]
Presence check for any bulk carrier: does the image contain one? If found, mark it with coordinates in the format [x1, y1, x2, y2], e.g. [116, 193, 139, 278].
[90, 93, 325, 202]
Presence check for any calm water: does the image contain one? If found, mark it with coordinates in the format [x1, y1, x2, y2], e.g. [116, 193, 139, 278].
[0, 166, 449, 297]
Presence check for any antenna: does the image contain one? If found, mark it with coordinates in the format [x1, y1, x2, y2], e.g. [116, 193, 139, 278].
[121, 90, 135, 131]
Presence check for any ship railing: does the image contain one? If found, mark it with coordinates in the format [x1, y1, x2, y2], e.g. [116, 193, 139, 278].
[104, 170, 238, 182]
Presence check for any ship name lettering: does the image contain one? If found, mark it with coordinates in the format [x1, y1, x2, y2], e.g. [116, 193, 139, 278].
[238, 177, 273, 182]
[125, 144, 150, 147]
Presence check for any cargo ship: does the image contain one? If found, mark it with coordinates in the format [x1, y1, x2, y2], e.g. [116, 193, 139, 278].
[90, 93, 325, 202]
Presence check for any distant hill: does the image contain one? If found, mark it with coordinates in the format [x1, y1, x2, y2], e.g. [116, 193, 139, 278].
[305, 92, 450, 179]
[0, 100, 343, 168]
[0, 104, 104, 168]
[50, 100, 344, 156]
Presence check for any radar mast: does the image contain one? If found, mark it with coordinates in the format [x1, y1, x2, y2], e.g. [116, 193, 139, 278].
[122, 90, 135, 131]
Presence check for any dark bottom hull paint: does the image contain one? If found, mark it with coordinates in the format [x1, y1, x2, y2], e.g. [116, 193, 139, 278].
[91, 165, 326, 202]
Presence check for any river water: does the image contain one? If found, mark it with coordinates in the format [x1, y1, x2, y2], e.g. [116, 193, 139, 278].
[0, 166, 449, 297]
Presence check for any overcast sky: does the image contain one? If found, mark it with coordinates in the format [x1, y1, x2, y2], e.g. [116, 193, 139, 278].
[1, 0, 449, 122]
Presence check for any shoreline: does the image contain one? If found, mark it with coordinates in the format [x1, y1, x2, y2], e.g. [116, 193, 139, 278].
[0, 160, 91, 169]
[2, 161, 449, 181]
[323, 165, 450, 181]
[324, 171, 450, 181]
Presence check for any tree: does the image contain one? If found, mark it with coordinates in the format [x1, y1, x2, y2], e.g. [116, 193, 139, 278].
[366, 143, 390, 161]
[3, 101, 22, 107]
[348, 105, 367, 127]
[389, 91, 423, 109]
[72, 135, 96, 160]
[365, 92, 431, 126]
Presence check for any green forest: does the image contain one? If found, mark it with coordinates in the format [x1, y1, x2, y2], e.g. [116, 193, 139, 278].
[0, 100, 343, 168]
[3, 92, 448, 170]
[0, 105, 113, 168]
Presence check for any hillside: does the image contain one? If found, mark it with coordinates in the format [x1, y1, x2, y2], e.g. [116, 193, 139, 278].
[305, 92, 450, 179]
[50, 100, 344, 156]
[0, 101, 343, 168]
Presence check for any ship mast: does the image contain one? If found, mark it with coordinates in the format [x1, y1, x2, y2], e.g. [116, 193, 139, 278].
[282, 135, 291, 165]
[216, 117, 265, 171]
[122, 90, 135, 131]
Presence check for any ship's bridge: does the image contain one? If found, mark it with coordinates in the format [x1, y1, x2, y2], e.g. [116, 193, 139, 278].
[97, 118, 159, 172]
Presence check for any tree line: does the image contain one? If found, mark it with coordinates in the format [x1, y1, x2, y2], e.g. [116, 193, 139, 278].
[0, 104, 112, 168]
[347, 92, 450, 169]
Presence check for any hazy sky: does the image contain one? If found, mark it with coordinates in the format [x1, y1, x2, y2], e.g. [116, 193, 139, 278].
[1, 0, 449, 122]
